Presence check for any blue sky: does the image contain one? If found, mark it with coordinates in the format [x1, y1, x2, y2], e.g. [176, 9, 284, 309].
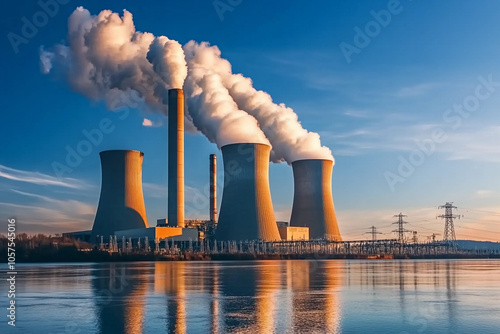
[1, 0, 500, 241]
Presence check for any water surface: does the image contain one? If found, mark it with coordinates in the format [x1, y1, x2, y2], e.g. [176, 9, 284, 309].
[2, 260, 499, 333]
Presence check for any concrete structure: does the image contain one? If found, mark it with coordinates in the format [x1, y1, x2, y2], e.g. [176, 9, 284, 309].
[92, 150, 148, 243]
[168, 89, 185, 228]
[157, 218, 168, 227]
[290, 159, 342, 241]
[278, 226, 309, 241]
[215, 143, 281, 241]
[209, 154, 217, 223]
[276, 221, 289, 228]
[115, 227, 198, 242]
[62, 230, 92, 242]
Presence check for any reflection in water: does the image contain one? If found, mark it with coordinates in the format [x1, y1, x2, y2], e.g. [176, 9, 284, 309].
[219, 264, 258, 331]
[50, 260, 498, 333]
[324, 263, 342, 333]
[255, 263, 279, 333]
[290, 261, 342, 333]
[210, 265, 221, 334]
[446, 261, 458, 333]
[92, 264, 147, 334]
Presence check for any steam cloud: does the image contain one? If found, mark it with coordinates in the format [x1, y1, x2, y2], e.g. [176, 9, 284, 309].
[40, 7, 333, 163]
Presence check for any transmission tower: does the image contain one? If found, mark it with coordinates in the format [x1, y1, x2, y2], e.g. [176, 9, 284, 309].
[412, 231, 418, 244]
[438, 202, 460, 248]
[365, 226, 382, 241]
[392, 213, 411, 243]
[427, 233, 440, 243]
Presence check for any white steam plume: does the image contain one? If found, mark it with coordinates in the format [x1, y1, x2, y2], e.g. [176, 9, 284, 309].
[40, 7, 187, 120]
[40, 7, 332, 162]
[182, 42, 334, 163]
[183, 41, 269, 147]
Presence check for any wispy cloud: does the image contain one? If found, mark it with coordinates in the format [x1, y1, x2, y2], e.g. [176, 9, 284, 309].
[473, 190, 496, 198]
[0, 195, 95, 234]
[343, 109, 375, 119]
[397, 82, 441, 98]
[143, 182, 167, 199]
[0, 164, 87, 189]
[443, 126, 500, 162]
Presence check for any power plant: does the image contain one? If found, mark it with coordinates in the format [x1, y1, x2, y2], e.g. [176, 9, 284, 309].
[71, 94, 343, 245]
[215, 143, 282, 241]
[168, 88, 185, 228]
[91, 150, 149, 242]
[47, 7, 347, 246]
[290, 159, 342, 241]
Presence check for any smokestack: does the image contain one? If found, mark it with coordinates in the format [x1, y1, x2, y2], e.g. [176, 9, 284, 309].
[92, 150, 148, 242]
[289, 159, 342, 241]
[168, 89, 185, 228]
[209, 154, 217, 223]
[215, 143, 281, 241]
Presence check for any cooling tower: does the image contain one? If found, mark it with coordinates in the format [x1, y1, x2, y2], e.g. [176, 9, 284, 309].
[168, 89, 185, 228]
[92, 150, 149, 242]
[215, 143, 281, 241]
[209, 154, 217, 223]
[290, 159, 342, 241]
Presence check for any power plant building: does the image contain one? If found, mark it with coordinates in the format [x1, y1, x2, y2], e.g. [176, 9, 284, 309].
[290, 159, 342, 241]
[91, 150, 149, 243]
[215, 143, 281, 241]
[114, 226, 198, 242]
[278, 226, 309, 241]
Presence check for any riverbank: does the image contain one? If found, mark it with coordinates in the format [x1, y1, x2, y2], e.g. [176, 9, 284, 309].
[6, 250, 500, 263]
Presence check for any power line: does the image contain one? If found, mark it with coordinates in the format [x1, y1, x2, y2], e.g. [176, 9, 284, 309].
[459, 226, 500, 234]
[461, 208, 500, 216]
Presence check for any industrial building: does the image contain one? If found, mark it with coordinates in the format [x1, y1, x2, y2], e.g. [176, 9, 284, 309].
[83, 89, 199, 245]
[278, 226, 309, 241]
[91, 150, 149, 243]
[290, 159, 342, 241]
[114, 226, 198, 242]
[64, 87, 345, 246]
[215, 143, 282, 241]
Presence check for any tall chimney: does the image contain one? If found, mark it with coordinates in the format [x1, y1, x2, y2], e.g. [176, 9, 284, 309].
[209, 154, 217, 223]
[92, 150, 148, 242]
[289, 159, 342, 241]
[215, 143, 281, 241]
[168, 89, 185, 228]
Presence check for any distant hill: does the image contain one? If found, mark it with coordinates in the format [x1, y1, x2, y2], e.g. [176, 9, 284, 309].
[457, 240, 500, 251]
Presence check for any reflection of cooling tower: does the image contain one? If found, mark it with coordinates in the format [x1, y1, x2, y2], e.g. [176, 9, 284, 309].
[216, 143, 281, 241]
[92, 150, 148, 242]
[290, 159, 342, 241]
[168, 89, 184, 228]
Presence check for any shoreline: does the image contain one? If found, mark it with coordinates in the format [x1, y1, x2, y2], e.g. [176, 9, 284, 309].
[5, 251, 500, 263]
